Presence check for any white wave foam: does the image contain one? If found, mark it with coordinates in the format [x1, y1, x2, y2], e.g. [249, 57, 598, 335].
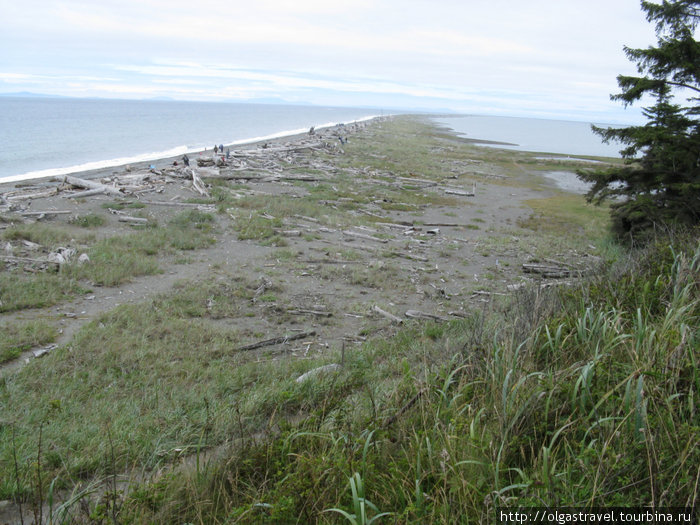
[2, 115, 381, 184]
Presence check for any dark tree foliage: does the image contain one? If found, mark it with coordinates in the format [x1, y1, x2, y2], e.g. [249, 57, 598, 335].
[578, 0, 700, 240]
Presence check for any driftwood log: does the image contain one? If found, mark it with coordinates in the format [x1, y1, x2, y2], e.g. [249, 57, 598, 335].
[371, 305, 403, 324]
[235, 330, 317, 352]
[405, 310, 447, 322]
[522, 263, 580, 278]
[59, 175, 124, 196]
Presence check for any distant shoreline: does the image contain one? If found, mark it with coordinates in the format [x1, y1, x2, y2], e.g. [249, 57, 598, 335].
[0, 116, 382, 187]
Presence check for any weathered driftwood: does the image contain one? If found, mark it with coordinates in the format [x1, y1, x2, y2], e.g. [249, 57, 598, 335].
[138, 200, 215, 210]
[301, 259, 362, 265]
[394, 175, 438, 187]
[235, 330, 317, 352]
[443, 188, 475, 197]
[252, 277, 272, 303]
[405, 310, 447, 321]
[63, 188, 107, 199]
[293, 214, 319, 223]
[189, 169, 210, 197]
[19, 210, 72, 216]
[1, 255, 60, 266]
[522, 263, 576, 278]
[232, 142, 323, 157]
[59, 175, 123, 196]
[383, 389, 426, 428]
[295, 363, 341, 384]
[6, 187, 60, 201]
[371, 305, 403, 324]
[342, 230, 388, 243]
[288, 309, 332, 317]
[118, 216, 148, 224]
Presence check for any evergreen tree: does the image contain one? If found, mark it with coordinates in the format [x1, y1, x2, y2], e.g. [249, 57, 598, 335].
[578, 0, 700, 239]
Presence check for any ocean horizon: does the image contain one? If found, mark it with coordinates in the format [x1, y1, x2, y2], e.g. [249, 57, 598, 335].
[0, 97, 382, 183]
[0, 97, 623, 185]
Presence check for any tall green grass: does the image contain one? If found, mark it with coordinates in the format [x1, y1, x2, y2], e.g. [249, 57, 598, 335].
[106, 234, 698, 523]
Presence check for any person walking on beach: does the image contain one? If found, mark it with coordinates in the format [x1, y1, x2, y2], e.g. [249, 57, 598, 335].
[182, 154, 190, 167]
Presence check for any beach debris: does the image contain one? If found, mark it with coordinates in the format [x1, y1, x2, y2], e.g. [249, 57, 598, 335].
[252, 276, 273, 304]
[48, 247, 76, 265]
[405, 309, 447, 321]
[234, 330, 317, 352]
[118, 216, 149, 225]
[58, 175, 124, 196]
[4, 186, 60, 202]
[33, 344, 58, 359]
[371, 304, 403, 324]
[342, 230, 388, 243]
[522, 262, 581, 279]
[295, 363, 341, 384]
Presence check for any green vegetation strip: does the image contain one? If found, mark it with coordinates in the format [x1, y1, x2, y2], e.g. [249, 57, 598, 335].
[0, 320, 58, 363]
[2, 235, 698, 522]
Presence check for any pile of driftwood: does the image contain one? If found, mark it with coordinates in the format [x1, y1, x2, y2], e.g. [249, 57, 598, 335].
[2, 240, 89, 273]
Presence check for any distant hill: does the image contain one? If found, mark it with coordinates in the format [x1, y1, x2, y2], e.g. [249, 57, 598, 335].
[0, 91, 69, 98]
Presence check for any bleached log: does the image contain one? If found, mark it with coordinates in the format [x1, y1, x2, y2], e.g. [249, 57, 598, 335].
[63, 188, 107, 199]
[6, 187, 60, 201]
[235, 330, 317, 352]
[19, 210, 72, 216]
[59, 175, 123, 196]
[293, 214, 320, 223]
[443, 188, 475, 197]
[189, 169, 210, 197]
[232, 142, 323, 156]
[118, 216, 148, 224]
[371, 305, 403, 324]
[288, 309, 332, 317]
[522, 263, 576, 278]
[342, 230, 388, 243]
[296, 363, 341, 383]
[138, 200, 215, 210]
[405, 310, 447, 321]
[1, 255, 60, 266]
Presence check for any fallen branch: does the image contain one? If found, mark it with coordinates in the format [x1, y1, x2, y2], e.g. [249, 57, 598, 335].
[371, 305, 403, 324]
[383, 389, 426, 428]
[189, 169, 210, 197]
[138, 200, 215, 210]
[295, 364, 341, 383]
[343, 230, 388, 243]
[6, 188, 60, 201]
[19, 210, 73, 216]
[235, 330, 317, 352]
[522, 263, 577, 278]
[288, 309, 333, 317]
[118, 216, 148, 224]
[63, 188, 107, 199]
[405, 310, 447, 321]
[443, 188, 475, 197]
[1, 255, 60, 266]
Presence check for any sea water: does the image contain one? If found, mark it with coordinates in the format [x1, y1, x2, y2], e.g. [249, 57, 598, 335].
[0, 97, 381, 182]
[432, 114, 623, 158]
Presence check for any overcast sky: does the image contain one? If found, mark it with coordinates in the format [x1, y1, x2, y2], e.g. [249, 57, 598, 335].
[1, 1, 659, 122]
